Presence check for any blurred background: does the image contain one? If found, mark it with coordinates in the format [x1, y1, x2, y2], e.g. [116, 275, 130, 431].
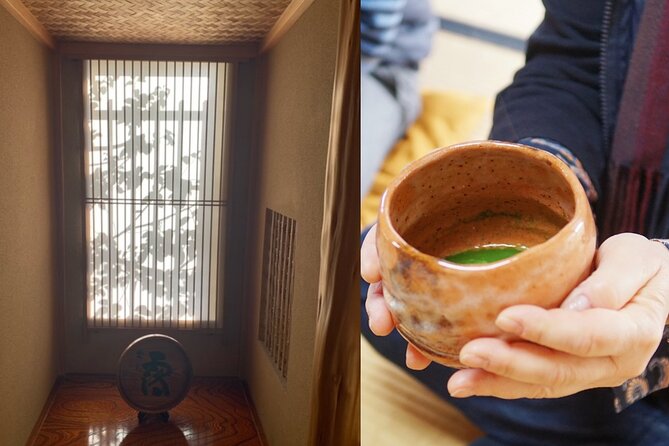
[362, 1, 546, 445]
[423, 0, 544, 137]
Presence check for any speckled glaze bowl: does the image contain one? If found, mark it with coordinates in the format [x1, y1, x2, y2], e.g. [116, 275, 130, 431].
[376, 141, 596, 368]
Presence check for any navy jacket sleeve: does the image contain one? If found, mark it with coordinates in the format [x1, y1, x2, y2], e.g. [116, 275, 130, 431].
[489, 0, 608, 196]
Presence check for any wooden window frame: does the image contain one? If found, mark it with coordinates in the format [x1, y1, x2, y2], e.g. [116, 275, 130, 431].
[54, 42, 257, 374]
[81, 58, 232, 330]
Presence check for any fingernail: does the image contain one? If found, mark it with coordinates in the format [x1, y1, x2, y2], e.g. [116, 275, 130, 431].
[561, 293, 591, 311]
[460, 352, 487, 368]
[495, 314, 523, 335]
[449, 387, 473, 398]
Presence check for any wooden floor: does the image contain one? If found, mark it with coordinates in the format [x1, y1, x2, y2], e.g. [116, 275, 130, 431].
[30, 375, 264, 446]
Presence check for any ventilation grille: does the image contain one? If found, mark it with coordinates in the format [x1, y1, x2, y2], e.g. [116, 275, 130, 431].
[258, 209, 297, 380]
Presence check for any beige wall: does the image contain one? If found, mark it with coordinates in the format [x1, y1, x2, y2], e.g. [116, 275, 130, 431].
[242, 0, 341, 444]
[0, 6, 59, 445]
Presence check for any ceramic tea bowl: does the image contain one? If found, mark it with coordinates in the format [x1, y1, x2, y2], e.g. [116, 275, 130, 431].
[376, 141, 596, 368]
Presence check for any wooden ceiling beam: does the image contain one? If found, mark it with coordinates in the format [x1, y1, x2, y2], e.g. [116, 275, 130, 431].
[57, 41, 259, 61]
[0, 0, 55, 48]
[261, 0, 315, 53]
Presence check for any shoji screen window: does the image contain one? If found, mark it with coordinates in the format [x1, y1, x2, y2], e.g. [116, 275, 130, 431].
[83, 60, 230, 329]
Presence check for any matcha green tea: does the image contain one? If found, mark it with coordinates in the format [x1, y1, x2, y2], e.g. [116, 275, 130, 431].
[445, 244, 527, 264]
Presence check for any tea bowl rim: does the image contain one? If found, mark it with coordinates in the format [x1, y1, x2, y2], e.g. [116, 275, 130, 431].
[378, 140, 593, 272]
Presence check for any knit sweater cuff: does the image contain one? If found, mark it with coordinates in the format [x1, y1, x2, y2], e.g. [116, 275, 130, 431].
[518, 137, 598, 203]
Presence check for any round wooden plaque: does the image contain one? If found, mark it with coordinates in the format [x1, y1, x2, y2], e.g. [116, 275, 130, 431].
[117, 334, 192, 413]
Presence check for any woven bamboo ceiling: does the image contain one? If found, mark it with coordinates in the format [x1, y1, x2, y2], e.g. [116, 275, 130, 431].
[21, 0, 293, 44]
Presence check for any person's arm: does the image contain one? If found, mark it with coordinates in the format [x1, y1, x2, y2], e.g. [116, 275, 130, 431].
[363, 0, 669, 406]
[361, 0, 408, 73]
[490, 0, 608, 195]
[463, 1, 669, 405]
[486, 0, 669, 410]
[361, 0, 436, 74]
[518, 137, 598, 202]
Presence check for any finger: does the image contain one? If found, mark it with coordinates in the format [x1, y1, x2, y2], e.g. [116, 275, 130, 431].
[448, 368, 570, 399]
[562, 233, 662, 311]
[361, 225, 381, 283]
[459, 337, 618, 388]
[495, 304, 653, 357]
[406, 343, 431, 370]
[365, 281, 394, 336]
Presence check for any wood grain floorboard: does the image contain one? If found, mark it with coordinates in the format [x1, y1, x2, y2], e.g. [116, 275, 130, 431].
[31, 375, 263, 446]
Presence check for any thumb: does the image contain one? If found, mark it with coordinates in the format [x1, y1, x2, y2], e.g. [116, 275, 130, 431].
[561, 233, 662, 311]
[361, 224, 381, 283]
